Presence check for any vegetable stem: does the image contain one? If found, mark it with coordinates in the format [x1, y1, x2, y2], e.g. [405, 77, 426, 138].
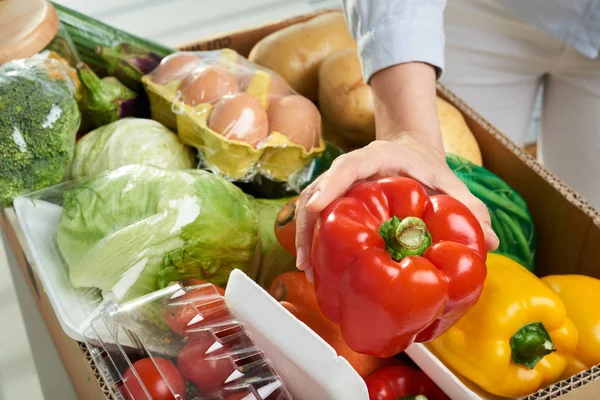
[510, 322, 556, 369]
[379, 216, 432, 261]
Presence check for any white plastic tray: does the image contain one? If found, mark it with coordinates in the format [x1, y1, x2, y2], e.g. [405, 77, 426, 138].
[14, 197, 107, 340]
[225, 270, 368, 400]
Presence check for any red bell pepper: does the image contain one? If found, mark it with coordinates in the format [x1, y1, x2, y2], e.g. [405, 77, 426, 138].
[312, 177, 487, 357]
[365, 363, 450, 400]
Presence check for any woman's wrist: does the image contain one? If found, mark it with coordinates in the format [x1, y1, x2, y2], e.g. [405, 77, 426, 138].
[370, 62, 444, 155]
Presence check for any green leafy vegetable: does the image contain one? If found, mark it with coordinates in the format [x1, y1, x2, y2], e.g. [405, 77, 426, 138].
[56, 165, 293, 301]
[71, 118, 196, 178]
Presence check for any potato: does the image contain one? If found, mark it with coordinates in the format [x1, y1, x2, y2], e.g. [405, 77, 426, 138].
[248, 11, 356, 102]
[436, 96, 483, 165]
[318, 48, 374, 148]
[318, 49, 483, 165]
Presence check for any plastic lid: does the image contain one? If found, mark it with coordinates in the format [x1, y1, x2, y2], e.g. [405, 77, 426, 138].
[0, 0, 60, 65]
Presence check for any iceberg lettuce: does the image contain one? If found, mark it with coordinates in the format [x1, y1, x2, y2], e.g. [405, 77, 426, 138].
[56, 165, 293, 301]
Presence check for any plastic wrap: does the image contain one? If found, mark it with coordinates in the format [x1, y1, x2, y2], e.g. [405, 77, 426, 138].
[13, 164, 296, 337]
[84, 281, 291, 400]
[141, 49, 326, 192]
[70, 118, 197, 178]
[44, 22, 81, 67]
[0, 51, 81, 207]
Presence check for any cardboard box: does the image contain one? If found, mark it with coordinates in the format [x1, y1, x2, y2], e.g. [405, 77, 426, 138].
[2, 9, 599, 400]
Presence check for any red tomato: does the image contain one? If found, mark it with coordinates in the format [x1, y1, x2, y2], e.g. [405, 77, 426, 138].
[122, 357, 186, 400]
[162, 280, 230, 337]
[177, 337, 236, 394]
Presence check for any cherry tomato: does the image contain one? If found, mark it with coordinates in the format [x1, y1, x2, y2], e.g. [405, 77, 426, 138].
[122, 357, 186, 400]
[162, 280, 230, 337]
[177, 337, 236, 394]
[274, 198, 298, 257]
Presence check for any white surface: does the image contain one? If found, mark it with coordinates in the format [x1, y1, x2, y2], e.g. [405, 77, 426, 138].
[406, 344, 505, 400]
[13, 197, 107, 342]
[225, 269, 369, 400]
[53, 0, 321, 47]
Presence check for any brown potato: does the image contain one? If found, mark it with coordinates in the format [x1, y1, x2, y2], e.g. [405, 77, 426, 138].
[436, 97, 483, 166]
[248, 11, 356, 102]
[318, 48, 483, 165]
[318, 48, 375, 148]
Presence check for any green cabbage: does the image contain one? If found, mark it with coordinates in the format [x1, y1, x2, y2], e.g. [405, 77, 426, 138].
[70, 118, 196, 178]
[56, 165, 294, 301]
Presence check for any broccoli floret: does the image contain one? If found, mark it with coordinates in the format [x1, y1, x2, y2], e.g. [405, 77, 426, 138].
[0, 64, 81, 207]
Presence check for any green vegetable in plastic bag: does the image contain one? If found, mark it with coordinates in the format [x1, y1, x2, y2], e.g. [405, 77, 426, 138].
[56, 165, 294, 302]
[71, 118, 196, 178]
[446, 154, 536, 271]
[0, 54, 81, 207]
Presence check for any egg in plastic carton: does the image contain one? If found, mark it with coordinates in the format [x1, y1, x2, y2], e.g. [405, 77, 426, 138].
[83, 280, 292, 400]
[140, 49, 326, 189]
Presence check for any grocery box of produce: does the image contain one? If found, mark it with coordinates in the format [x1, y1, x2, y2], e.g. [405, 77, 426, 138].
[2, 7, 600, 400]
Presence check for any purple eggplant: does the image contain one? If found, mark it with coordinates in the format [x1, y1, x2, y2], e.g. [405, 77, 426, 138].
[77, 62, 138, 129]
[97, 43, 163, 91]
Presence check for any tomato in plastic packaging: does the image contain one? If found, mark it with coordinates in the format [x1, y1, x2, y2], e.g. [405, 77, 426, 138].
[122, 357, 186, 400]
[177, 337, 236, 394]
[162, 280, 230, 337]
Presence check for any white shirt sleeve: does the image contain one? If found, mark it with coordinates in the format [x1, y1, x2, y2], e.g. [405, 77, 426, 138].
[341, 0, 447, 83]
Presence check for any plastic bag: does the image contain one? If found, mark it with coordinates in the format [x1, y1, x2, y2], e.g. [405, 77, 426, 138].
[141, 49, 326, 193]
[0, 51, 81, 207]
[44, 22, 81, 68]
[70, 118, 197, 178]
[84, 281, 292, 400]
[14, 164, 295, 336]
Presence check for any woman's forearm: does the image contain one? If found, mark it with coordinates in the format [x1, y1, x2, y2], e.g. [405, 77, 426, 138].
[370, 62, 444, 157]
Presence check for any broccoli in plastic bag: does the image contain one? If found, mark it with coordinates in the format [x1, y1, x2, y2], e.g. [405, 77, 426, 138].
[56, 165, 295, 302]
[0, 52, 81, 207]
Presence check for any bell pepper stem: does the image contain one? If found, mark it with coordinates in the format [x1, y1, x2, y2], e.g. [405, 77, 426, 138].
[510, 322, 556, 369]
[379, 216, 432, 261]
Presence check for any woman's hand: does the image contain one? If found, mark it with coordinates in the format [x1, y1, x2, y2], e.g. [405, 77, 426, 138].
[295, 137, 499, 280]
[295, 62, 499, 281]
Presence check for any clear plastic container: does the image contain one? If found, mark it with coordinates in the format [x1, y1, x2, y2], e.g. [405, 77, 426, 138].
[141, 49, 326, 193]
[83, 280, 291, 400]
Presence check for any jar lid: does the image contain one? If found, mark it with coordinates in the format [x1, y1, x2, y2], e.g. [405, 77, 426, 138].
[0, 0, 60, 65]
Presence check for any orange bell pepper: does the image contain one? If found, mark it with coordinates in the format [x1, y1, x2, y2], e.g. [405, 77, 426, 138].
[269, 271, 393, 378]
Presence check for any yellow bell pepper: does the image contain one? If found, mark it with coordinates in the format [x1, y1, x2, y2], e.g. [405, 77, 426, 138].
[542, 274, 600, 379]
[428, 254, 578, 398]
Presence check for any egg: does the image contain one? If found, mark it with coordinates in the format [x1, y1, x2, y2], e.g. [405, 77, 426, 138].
[238, 72, 293, 98]
[208, 93, 269, 147]
[179, 66, 239, 106]
[152, 52, 201, 84]
[268, 95, 322, 150]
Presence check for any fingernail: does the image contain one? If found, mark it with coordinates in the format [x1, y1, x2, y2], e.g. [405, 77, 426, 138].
[306, 268, 314, 283]
[296, 247, 306, 269]
[307, 190, 320, 207]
